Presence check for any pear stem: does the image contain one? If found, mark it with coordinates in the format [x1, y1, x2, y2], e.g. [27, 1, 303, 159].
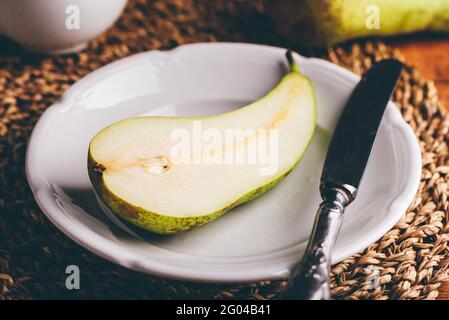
[286, 50, 300, 74]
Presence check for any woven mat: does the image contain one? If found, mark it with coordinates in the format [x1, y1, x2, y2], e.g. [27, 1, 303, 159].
[1, 0, 449, 300]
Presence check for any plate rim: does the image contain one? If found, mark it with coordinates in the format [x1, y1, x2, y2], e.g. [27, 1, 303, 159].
[25, 42, 422, 283]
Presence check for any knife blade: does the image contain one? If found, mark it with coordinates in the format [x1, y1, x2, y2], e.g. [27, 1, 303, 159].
[281, 58, 403, 300]
[320, 59, 404, 195]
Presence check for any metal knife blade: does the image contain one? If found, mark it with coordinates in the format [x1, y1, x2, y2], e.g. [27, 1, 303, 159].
[320, 59, 403, 199]
[282, 58, 403, 300]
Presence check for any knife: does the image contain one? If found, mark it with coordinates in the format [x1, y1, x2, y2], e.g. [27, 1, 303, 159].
[281, 58, 403, 300]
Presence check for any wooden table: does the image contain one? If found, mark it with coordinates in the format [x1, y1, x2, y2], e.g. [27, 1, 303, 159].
[388, 36, 449, 299]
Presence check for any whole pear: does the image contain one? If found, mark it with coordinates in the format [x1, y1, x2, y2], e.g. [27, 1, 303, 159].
[266, 0, 449, 47]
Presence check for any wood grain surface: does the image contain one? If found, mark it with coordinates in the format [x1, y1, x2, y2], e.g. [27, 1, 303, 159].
[388, 36, 449, 300]
[390, 36, 449, 108]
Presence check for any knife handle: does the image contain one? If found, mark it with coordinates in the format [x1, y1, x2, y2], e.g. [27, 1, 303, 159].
[281, 187, 351, 300]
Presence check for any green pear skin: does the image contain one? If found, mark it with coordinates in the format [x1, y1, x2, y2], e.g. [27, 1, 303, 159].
[89, 153, 293, 234]
[266, 0, 449, 47]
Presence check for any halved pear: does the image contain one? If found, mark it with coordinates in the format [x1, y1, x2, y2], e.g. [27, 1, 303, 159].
[88, 51, 316, 234]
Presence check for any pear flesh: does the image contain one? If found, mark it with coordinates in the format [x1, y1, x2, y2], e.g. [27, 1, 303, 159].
[267, 0, 449, 47]
[88, 52, 316, 234]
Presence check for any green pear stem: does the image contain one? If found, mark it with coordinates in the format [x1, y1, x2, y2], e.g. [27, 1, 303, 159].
[286, 50, 300, 74]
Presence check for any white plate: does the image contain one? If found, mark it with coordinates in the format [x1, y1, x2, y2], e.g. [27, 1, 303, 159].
[26, 43, 421, 283]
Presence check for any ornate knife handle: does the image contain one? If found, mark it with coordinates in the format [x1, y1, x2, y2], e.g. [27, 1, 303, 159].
[281, 187, 354, 300]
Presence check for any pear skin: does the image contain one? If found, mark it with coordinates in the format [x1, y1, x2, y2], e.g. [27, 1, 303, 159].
[89, 152, 294, 234]
[266, 0, 449, 47]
